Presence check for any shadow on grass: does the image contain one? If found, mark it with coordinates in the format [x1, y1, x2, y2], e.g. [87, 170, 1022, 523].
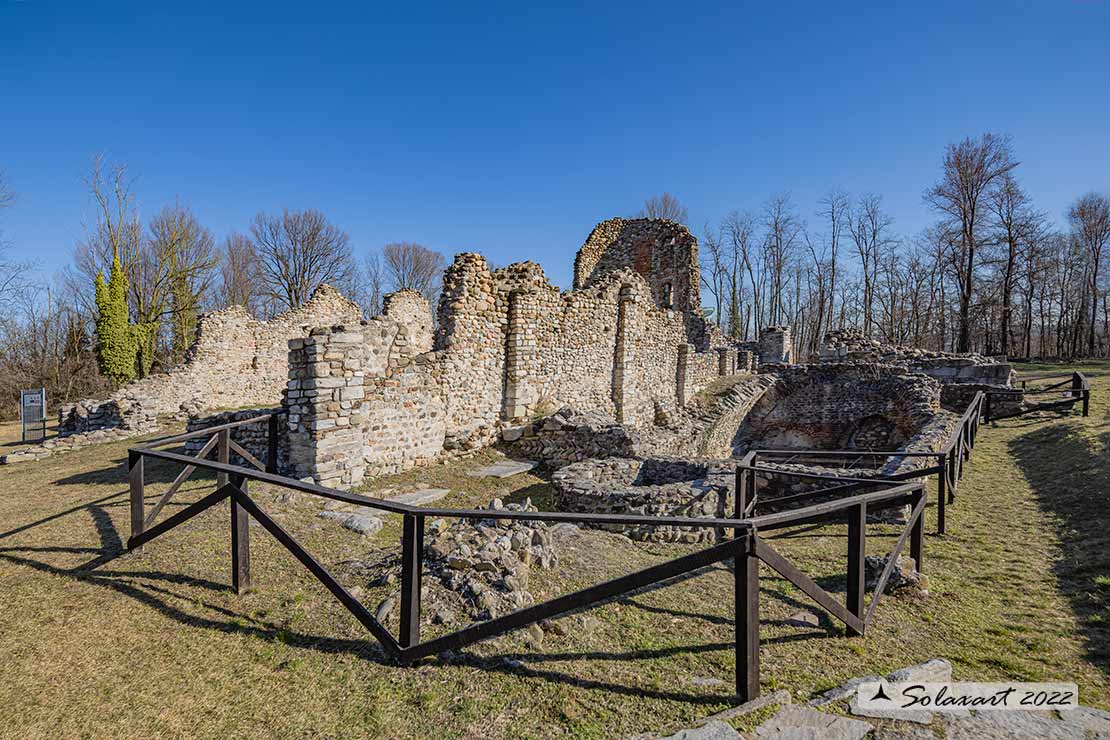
[1006, 419, 1110, 676]
[53, 450, 217, 488]
[0, 494, 759, 706]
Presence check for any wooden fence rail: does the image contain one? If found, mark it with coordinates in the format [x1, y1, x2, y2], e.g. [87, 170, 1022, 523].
[120, 369, 1088, 704]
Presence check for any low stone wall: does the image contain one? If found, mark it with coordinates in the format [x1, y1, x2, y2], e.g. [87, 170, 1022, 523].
[941, 383, 1023, 416]
[58, 396, 157, 436]
[183, 408, 289, 473]
[504, 374, 776, 470]
[551, 457, 735, 543]
[819, 329, 1013, 386]
[734, 364, 941, 452]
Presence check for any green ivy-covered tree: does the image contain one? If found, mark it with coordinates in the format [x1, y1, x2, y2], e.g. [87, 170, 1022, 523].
[94, 254, 138, 384]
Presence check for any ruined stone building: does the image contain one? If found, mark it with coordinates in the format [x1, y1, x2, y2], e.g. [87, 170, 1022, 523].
[31, 218, 789, 481]
[286, 218, 772, 488]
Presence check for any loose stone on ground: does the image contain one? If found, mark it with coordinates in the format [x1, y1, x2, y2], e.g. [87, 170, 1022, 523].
[316, 510, 383, 536]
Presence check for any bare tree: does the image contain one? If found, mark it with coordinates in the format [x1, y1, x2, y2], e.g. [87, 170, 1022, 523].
[763, 194, 801, 324]
[926, 133, 1017, 352]
[723, 211, 756, 338]
[989, 174, 1044, 356]
[217, 232, 262, 313]
[639, 193, 689, 223]
[251, 208, 357, 311]
[381, 242, 447, 306]
[723, 210, 759, 339]
[74, 155, 144, 314]
[1068, 192, 1110, 356]
[700, 223, 726, 324]
[0, 171, 31, 311]
[362, 251, 386, 316]
[817, 190, 850, 330]
[145, 204, 218, 361]
[848, 195, 896, 337]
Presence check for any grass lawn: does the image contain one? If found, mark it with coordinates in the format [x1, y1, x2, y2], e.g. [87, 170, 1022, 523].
[0, 362, 1107, 738]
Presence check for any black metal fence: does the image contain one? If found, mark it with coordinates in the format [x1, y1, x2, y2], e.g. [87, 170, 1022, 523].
[122, 370, 1088, 703]
[987, 370, 1090, 421]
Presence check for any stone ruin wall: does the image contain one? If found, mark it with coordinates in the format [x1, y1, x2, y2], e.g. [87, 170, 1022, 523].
[286, 220, 754, 488]
[573, 218, 701, 315]
[57, 285, 362, 435]
[285, 293, 444, 487]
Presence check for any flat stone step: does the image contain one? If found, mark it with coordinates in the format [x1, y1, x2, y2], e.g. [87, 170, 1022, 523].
[467, 460, 537, 478]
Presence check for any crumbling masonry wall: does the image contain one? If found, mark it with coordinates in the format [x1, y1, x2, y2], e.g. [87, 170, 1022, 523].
[734, 364, 942, 451]
[288, 220, 751, 487]
[819, 329, 1013, 387]
[58, 285, 362, 435]
[285, 291, 444, 488]
[573, 218, 701, 314]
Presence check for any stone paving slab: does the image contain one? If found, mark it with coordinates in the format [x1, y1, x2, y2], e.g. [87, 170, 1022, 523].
[466, 460, 537, 478]
[386, 488, 451, 506]
[944, 710, 1085, 739]
[755, 705, 872, 739]
[656, 720, 741, 740]
[848, 694, 934, 724]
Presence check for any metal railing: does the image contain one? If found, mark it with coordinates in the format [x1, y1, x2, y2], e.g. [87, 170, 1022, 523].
[122, 370, 1091, 703]
[987, 370, 1090, 421]
[738, 390, 987, 535]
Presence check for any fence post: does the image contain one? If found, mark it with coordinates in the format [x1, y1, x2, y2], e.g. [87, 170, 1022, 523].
[230, 474, 251, 594]
[946, 449, 957, 502]
[910, 489, 925, 573]
[217, 428, 230, 489]
[734, 467, 750, 518]
[983, 393, 992, 424]
[399, 513, 424, 649]
[266, 414, 279, 474]
[935, 454, 947, 534]
[735, 530, 760, 702]
[128, 450, 145, 554]
[846, 503, 865, 635]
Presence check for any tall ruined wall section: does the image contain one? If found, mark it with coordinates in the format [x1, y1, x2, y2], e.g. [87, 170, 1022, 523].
[433, 249, 738, 442]
[434, 254, 521, 449]
[58, 285, 362, 435]
[286, 293, 443, 488]
[287, 222, 748, 487]
[574, 218, 702, 315]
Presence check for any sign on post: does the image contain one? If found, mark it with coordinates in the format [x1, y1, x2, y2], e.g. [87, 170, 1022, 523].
[20, 388, 47, 443]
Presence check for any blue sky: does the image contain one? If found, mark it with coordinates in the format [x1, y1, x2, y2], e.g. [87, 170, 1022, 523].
[2, 0, 1108, 289]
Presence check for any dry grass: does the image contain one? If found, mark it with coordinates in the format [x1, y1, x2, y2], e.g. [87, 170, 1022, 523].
[0, 418, 58, 448]
[0, 363, 1108, 738]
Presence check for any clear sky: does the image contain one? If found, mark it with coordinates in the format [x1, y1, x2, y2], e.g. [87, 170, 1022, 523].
[2, 0, 1108, 289]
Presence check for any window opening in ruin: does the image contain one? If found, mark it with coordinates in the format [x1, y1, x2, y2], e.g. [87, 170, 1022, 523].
[661, 282, 673, 308]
